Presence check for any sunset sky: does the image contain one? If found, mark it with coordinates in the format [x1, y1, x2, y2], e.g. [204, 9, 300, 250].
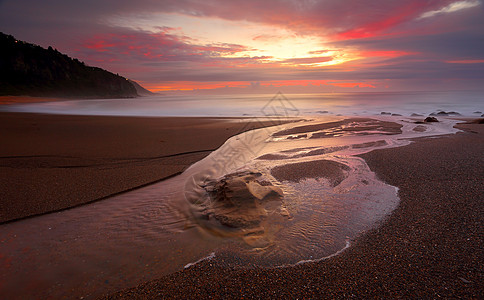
[1, 0, 483, 93]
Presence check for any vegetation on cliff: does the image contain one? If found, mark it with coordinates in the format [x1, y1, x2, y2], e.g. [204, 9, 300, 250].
[0, 32, 138, 98]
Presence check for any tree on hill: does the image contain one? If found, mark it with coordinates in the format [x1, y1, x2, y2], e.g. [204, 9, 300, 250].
[0, 32, 138, 98]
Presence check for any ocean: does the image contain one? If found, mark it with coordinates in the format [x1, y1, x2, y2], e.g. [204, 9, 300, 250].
[2, 90, 483, 117]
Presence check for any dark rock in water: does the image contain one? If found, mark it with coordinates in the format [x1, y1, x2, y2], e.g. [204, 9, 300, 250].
[430, 111, 461, 116]
[316, 110, 329, 114]
[391, 113, 402, 116]
[473, 111, 482, 114]
[411, 113, 423, 117]
[424, 116, 439, 122]
[381, 112, 392, 115]
[482, 114, 484, 117]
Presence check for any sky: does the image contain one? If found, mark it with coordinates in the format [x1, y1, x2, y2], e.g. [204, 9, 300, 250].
[1, 0, 484, 93]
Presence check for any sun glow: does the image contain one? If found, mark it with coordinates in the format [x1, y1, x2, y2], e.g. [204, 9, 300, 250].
[107, 12, 352, 67]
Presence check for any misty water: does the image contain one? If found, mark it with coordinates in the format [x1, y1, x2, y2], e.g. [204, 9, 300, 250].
[0, 91, 480, 299]
[2, 90, 483, 117]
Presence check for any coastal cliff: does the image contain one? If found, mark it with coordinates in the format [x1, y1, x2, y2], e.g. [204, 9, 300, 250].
[0, 32, 139, 98]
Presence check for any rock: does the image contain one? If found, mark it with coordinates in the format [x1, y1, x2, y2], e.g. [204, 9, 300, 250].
[473, 111, 482, 114]
[381, 112, 392, 115]
[413, 125, 427, 132]
[203, 172, 283, 229]
[316, 110, 329, 114]
[424, 116, 439, 122]
[247, 181, 282, 200]
[411, 113, 423, 117]
[430, 111, 461, 116]
[392, 113, 402, 116]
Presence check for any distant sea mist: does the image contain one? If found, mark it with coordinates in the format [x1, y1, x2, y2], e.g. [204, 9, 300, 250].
[2, 90, 483, 117]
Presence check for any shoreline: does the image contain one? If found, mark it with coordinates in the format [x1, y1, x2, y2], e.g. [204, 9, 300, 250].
[105, 121, 483, 299]
[0, 112, 295, 224]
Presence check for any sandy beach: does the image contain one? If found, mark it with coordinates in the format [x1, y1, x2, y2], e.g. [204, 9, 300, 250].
[104, 122, 483, 299]
[3, 1, 483, 297]
[1, 111, 482, 299]
[0, 112, 288, 223]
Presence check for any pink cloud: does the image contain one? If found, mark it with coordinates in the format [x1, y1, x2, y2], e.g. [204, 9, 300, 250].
[81, 28, 253, 64]
[7, 0, 481, 92]
[154, 0, 457, 40]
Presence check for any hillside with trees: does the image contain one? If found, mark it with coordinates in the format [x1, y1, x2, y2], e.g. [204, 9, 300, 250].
[0, 32, 139, 98]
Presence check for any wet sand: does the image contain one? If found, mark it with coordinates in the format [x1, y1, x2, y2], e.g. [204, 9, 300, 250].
[0, 112, 289, 223]
[273, 118, 402, 137]
[106, 122, 483, 299]
[271, 159, 350, 186]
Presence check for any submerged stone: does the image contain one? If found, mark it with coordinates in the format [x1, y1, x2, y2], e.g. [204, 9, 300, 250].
[204, 172, 283, 229]
[424, 116, 439, 123]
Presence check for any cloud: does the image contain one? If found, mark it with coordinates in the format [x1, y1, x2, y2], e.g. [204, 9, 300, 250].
[279, 56, 334, 65]
[79, 27, 254, 64]
[332, 29, 484, 60]
[418, 0, 481, 19]
[1, 0, 484, 91]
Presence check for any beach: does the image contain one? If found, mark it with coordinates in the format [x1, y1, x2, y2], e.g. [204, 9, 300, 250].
[104, 122, 483, 299]
[0, 112, 287, 223]
[3, 0, 484, 297]
[0, 111, 482, 299]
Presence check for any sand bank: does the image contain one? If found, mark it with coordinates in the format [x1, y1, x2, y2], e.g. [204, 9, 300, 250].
[0, 112, 291, 223]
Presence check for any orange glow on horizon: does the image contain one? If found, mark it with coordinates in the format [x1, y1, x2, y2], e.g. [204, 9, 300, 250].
[361, 50, 416, 58]
[143, 81, 251, 92]
[142, 79, 379, 92]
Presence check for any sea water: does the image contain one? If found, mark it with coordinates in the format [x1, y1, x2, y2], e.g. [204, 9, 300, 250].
[1, 90, 483, 117]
